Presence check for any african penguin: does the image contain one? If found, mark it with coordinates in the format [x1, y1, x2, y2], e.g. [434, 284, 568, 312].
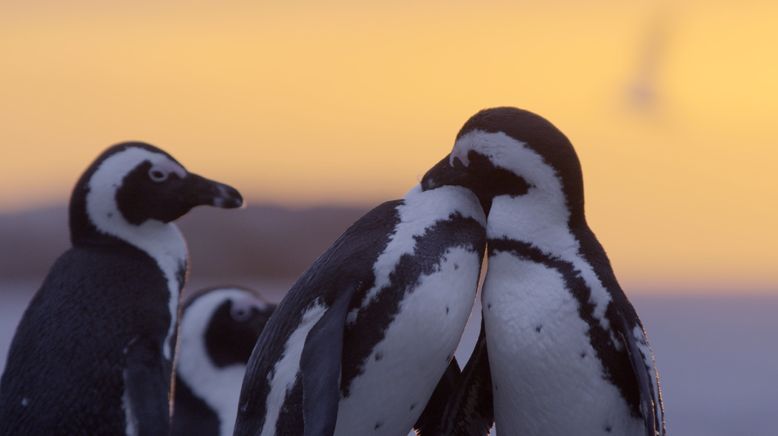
[422, 107, 665, 436]
[172, 286, 275, 436]
[233, 177, 487, 435]
[0, 142, 243, 436]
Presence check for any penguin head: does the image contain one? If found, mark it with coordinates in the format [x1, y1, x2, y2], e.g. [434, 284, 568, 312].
[69, 142, 243, 245]
[175, 287, 273, 436]
[422, 107, 585, 224]
[180, 286, 275, 369]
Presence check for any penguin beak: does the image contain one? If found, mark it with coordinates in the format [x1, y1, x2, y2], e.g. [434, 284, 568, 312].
[421, 154, 494, 215]
[183, 173, 244, 209]
[422, 155, 467, 191]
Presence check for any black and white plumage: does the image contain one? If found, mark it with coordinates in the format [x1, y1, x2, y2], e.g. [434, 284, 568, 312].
[422, 107, 665, 436]
[172, 286, 275, 436]
[0, 142, 243, 436]
[233, 182, 487, 436]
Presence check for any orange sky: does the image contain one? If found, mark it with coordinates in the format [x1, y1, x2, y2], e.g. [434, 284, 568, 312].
[1, 1, 776, 293]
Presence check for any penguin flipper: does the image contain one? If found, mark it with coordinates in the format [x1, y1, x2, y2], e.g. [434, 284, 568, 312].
[123, 336, 170, 436]
[418, 318, 494, 436]
[413, 357, 461, 434]
[299, 283, 360, 436]
[444, 319, 495, 436]
[615, 313, 665, 436]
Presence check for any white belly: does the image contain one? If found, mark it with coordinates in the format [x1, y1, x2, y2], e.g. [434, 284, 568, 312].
[334, 247, 481, 436]
[483, 252, 642, 436]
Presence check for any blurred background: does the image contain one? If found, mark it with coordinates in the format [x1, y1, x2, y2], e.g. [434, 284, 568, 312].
[1, 1, 776, 435]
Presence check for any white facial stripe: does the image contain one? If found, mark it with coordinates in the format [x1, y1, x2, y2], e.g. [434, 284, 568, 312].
[355, 184, 485, 312]
[231, 295, 269, 317]
[86, 147, 189, 360]
[455, 130, 571, 245]
[87, 148, 187, 233]
[455, 130, 568, 203]
[455, 131, 614, 334]
[260, 300, 327, 436]
[177, 288, 266, 436]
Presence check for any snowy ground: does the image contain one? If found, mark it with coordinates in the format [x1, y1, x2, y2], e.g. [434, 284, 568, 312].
[1, 280, 776, 436]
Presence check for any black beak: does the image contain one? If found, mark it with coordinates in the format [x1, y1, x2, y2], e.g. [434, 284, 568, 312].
[422, 152, 529, 217]
[184, 173, 244, 209]
[422, 154, 494, 214]
[421, 155, 472, 191]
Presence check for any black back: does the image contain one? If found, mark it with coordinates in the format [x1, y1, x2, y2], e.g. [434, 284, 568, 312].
[0, 244, 172, 435]
[234, 200, 401, 435]
[234, 189, 487, 435]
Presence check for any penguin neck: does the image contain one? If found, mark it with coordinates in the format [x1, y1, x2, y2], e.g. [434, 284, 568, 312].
[69, 173, 188, 260]
[178, 297, 246, 436]
[70, 185, 188, 362]
[486, 193, 618, 335]
[176, 353, 245, 436]
[71, 197, 188, 280]
[487, 190, 585, 258]
[352, 183, 485, 314]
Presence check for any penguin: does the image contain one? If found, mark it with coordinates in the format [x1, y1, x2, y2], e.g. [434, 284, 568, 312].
[0, 142, 243, 436]
[172, 286, 275, 436]
[233, 175, 488, 435]
[421, 107, 665, 436]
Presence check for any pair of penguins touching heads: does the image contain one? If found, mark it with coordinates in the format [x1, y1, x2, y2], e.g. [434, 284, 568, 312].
[0, 107, 665, 436]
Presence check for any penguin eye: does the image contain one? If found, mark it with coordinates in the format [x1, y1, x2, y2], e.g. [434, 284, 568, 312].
[148, 168, 168, 183]
[230, 306, 252, 322]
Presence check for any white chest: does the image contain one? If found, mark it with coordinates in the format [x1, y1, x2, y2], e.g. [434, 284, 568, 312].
[180, 368, 245, 436]
[259, 302, 327, 436]
[177, 292, 251, 436]
[334, 246, 482, 436]
[133, 222, 187, 361]
[482, 252, 642, 436]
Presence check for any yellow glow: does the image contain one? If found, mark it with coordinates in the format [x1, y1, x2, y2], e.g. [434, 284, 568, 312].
[1, 1, 776, 292]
